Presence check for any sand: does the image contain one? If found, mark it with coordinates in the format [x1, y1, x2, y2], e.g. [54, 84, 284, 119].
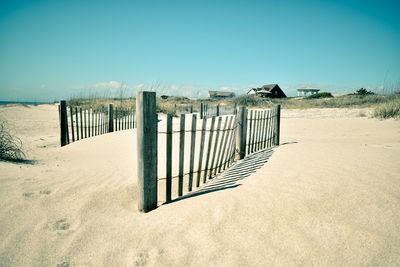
[0, 104, 399, 266]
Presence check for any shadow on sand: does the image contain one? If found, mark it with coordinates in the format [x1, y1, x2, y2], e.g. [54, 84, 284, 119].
[164, 148, 275, 205]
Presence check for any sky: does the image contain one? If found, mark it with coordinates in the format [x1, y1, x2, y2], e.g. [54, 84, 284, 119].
[0, 0, 399, 101]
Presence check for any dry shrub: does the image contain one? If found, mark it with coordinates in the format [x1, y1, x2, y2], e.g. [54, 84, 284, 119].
[373, 102, 400, 119]
[0, 120, 25, 162]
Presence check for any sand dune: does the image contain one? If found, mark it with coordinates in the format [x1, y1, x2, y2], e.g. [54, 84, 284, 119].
[1, 104, 399, 266]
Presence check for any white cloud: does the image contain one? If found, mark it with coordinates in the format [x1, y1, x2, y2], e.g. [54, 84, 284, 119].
[135, 83, 144, 89]
[94, 81, 123, 89]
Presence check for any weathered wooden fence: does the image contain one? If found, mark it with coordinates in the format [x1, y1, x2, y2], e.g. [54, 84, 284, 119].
[58, 101, 135, 146]
[136, 92, 280, 212]
[173, 103, 237, 118]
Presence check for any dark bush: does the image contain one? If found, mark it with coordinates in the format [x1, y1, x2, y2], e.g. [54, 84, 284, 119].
[355, 88, 374, 95]
[306, 92, 333, 99]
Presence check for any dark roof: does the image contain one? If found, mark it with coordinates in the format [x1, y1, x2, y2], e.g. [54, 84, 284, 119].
[247, 84, 279, 94]
[247, 84, 287, 98]
[208, 91, 235, 96]
[261, 84, 279, 91]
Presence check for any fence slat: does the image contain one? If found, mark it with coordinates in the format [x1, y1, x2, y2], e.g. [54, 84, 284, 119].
[260, 110, 266, 149]
[166, 114, 173, 202]
[75, 107, 78, 140]
[218, 116, 233, 173]
[251, 110, 258, 153]
[70, 106, 75, 142]
[91, 109, 94, 137]
[209, 116, 222, 179]
[214, 116, 227, 175]
[247, 110, 253, 154]
[203, 116, 216, 183]
[196, 116, 207, 187]
[188, 114, 197, 192]
[225, 115, 237, 169]
[80, 108, 83, 139]
[268, 109, 274, 147]
[178, 114, 185, 196]
[88, 109, 91, 137]
[276, 105, 281, 145]
[256, 110, 262, 152]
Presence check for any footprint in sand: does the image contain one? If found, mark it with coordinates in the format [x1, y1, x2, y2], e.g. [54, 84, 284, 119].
[135, 251, 149, 266]
[54, 219, 70, 231]
[22, 192, 35, 199]
[40, 190, 51, 195]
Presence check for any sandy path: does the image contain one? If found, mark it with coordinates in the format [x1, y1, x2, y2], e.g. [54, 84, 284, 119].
[0, 105, 399, 266]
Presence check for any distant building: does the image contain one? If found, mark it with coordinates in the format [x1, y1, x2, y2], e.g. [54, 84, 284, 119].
[297, 86, 320, 96]
[160, 95, 170, 99]
[208, 91, 235, 99]
[247, 84, 287, 98]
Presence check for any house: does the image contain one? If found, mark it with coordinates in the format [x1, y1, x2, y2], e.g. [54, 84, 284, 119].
[247, 84, 287, 98]
[297, 86, 320, 96]
[208, 91, 235, 99]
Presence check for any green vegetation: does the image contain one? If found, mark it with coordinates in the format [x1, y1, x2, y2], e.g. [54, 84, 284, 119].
[306, 92, 333, 99]
[373, 101, 400, 119]
[0, 120, 25, 162]
[355, 88, 374, 95]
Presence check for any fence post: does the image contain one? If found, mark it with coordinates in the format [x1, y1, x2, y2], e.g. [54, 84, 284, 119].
[200, 103, 203, 119]
[136, 91, 158, 212]
[108, 104, 114, 132]
[59, 100, 68, 147]
[235, 106, 247, 160]
[276, 105, 281, 145]
[216, 104, 220, 116]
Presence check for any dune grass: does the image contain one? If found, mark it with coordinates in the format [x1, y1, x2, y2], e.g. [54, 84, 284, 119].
[66, 93, 400, 116]
[0, 120, 25, 162]
[373, 101, 400, 119]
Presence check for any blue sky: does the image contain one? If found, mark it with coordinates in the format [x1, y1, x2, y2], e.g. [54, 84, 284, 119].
[0, 0, 399, 101]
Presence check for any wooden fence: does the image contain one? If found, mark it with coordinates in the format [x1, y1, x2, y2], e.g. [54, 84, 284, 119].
[58, 101, 135, 146]
[136, 92, 280, 212]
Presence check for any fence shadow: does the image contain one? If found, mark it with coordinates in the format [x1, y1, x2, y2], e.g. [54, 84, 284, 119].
[164, 148, 274, 205]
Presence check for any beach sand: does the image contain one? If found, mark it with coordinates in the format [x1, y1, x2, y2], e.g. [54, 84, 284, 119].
[1, 104, 399, 266]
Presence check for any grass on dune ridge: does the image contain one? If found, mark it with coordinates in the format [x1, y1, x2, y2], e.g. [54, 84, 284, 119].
[65, 93, 400, 118]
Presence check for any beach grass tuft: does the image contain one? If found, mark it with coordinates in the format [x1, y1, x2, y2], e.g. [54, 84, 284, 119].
[0, 120, 26, 162]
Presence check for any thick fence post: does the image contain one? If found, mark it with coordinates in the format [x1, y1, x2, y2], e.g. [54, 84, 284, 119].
[59, 100, 68, 147]
[108, 104, 114, 132]
[276, 105, 281, 145]
[235, 106, 247, 160]
[136, 91, 158, 212]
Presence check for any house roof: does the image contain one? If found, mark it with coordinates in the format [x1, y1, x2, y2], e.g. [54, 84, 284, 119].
[247, 84, 280, 94]
[297, 86, 319, 91]
[208, 91, 235, 96]
[261, 84, 279, 91]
